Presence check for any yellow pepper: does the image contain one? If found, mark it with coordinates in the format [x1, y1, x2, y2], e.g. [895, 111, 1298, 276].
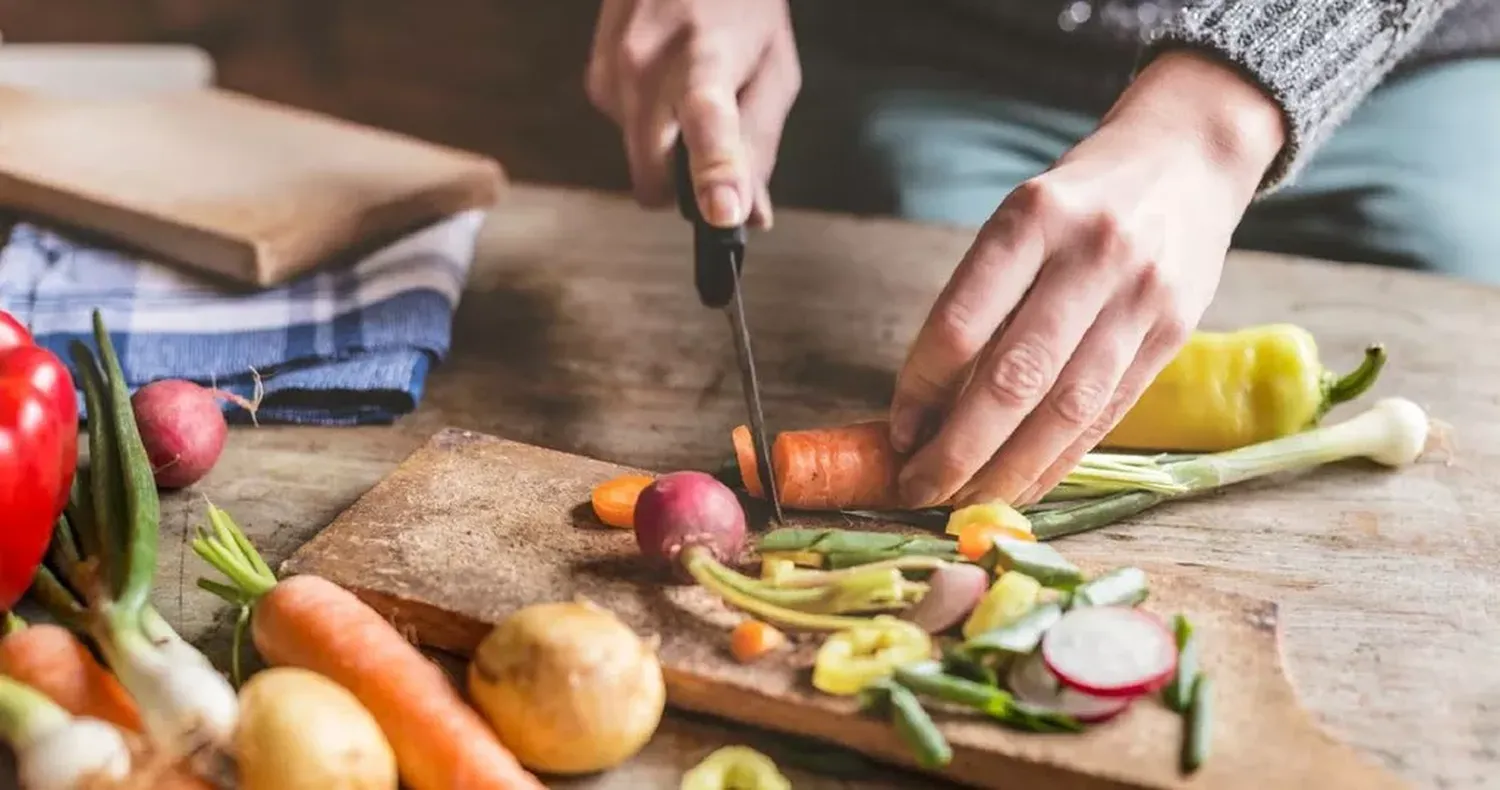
[680, 746, 791, 790]
[811, 618, 932, 696]
[962, 570, 1041, 640]
[1102, 324, 1386, 453]
[945, 502, 1032, 538]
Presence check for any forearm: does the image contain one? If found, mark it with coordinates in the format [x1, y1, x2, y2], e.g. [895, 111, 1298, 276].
[1139, 0, 1467, 191]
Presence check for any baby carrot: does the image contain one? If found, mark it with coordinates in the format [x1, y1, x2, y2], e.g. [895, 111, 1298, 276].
[729, 619, 787, 663]
[732, 422, 902, 511]
[0, 617, 143, 733]
[590, 474, 655, 529]
[956, 521, 1036, 562]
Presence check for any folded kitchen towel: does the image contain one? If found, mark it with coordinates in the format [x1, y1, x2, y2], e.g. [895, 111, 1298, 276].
[0, 210, 485, 426]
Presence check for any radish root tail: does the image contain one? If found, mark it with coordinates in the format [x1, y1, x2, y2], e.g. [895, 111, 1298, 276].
[208, 368, 265, 427]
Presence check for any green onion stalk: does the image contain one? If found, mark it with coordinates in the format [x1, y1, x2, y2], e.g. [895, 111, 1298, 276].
[762, 396, 1432, 551]
[0, 675, 134, 790]
[675, 547, 931, 632]
[34, 310, 239, 758]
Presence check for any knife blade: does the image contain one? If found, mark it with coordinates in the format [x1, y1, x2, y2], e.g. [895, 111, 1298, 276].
[673, 138, 784, 524]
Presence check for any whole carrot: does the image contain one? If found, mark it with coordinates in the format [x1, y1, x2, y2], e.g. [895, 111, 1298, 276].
[0, 616, 142, 732]
[194, 506, 547, 790]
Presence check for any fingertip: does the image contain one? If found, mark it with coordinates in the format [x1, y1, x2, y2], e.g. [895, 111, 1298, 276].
[889, 404, 923, 454]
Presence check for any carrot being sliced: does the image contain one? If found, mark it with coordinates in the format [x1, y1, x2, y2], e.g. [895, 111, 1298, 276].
[590, 474, 655, 529]
[0, 621, 143, 733]
[253, 575, 547, 790]
[733, 421, 904, 511]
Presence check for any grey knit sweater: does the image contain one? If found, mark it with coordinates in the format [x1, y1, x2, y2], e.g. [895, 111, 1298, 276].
[805, 0, 1499, 188]
[946, 0, 1497, 186]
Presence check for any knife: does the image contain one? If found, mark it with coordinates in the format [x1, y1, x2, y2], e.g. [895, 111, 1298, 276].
[673, 138, 784, 524]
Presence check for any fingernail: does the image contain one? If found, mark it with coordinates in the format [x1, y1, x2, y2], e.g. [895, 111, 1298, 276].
[703, 185, 743, 227]
[889, 406, 922, 453]
[898, 468, 943, 509]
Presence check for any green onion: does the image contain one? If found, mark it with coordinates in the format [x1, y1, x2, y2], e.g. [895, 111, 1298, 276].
[1032, 397, 1431, 540]
[1182, 674, 1212, 773]
[1163, 614, 1199, 714]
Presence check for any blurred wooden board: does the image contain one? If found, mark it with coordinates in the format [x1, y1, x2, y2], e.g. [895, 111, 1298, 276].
[283, 427, 1409, 790]
[0, 86, 504, 286]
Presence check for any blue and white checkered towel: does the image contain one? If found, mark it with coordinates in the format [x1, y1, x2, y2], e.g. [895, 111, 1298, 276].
[0, 210, 485, 426]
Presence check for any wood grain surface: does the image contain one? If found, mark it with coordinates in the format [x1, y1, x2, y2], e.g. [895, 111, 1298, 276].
[0, 86, 505, 286]
[281, 427, 1412, 789]
[2, 185, 1495, 789]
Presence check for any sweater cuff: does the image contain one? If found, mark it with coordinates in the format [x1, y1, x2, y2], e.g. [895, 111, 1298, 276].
[1142, 0, 1457, 193]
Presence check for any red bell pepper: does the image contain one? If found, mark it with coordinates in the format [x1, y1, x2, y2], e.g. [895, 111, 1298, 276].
[0, 309, 78, 610]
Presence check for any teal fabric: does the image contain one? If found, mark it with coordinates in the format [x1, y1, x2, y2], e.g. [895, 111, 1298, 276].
[772, 56, 1500, 284]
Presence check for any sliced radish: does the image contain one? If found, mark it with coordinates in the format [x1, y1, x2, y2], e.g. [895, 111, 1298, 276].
[1041, 605, 1177, 699]
[1006, 651, 1135, 724]
[902, 562, 989, 634]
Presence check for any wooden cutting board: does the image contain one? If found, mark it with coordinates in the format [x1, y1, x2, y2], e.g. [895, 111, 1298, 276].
[282, 428, 1411, 790]
[0, 86, 504, 287]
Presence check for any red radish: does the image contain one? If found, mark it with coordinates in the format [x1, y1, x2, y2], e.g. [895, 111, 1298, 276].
[901, 563, 988, 634]
[633, 471, 748, 576]
[131, 379, 259, 489]
[1006, 650, 1135, 724]
[1041, 606, 1177, 699]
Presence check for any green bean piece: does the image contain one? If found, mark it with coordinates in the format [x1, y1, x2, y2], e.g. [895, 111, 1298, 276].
[1071, 567, 1150, 608]
[1182, 674, 1212, 773]
[883, 681, 953, 769]
[979, 539, 1084, 589]
[894, 662, 1010, 715]
[1163, 614, 1199, 713]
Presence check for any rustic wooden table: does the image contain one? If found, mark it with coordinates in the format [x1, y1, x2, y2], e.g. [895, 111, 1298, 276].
[5, 184, 1495, 789]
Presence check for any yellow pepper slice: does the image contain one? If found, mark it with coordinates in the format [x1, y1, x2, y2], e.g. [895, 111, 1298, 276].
[1102, 324, 1387, 452]
[945, 502, 1033, 538]
[680, 746, 791, 790]
[962, 571, 1042, 640]
[812, 618, 932, 696]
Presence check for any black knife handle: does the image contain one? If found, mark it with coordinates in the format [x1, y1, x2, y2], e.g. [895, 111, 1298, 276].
[673, 137, 745, 309]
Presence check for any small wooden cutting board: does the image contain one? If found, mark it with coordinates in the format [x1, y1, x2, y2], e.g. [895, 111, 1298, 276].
[0, 86, 504, 287]
[282, 428, 1411, 790]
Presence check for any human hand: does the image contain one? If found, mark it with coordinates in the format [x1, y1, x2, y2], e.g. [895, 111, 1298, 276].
[888, 51, 1288, 509]
[585, 0, 801, 229]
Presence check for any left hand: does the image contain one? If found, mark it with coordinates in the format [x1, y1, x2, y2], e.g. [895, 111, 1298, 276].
[888, 51, 1287, 509]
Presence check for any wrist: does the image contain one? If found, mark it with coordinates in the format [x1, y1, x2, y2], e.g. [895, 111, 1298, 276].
[1102, 49, 1287, 196]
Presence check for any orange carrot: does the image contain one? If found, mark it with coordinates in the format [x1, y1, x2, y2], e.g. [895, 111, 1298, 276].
[0, 620, 143, 732]
[251, 575, 547, 790]
[729, 619, 786, 663]
[732, 421, 903, 511]
[590, 474, 655, 529]
[956, 521, 1036, 561]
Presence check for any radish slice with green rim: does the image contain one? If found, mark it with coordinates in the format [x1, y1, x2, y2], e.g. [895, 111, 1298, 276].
[1006, 651, 1134, 724]
[1041, 605, 1177, 699]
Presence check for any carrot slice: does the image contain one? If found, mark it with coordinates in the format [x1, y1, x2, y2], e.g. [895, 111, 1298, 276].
[732, 421, 903, 511]
[729, 619, 787, 663]
[957, 521, 1037, 561]
[590, 474, 655, 529]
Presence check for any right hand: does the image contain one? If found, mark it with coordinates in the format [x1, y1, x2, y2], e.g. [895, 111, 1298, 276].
[585, 0, 801, 229]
